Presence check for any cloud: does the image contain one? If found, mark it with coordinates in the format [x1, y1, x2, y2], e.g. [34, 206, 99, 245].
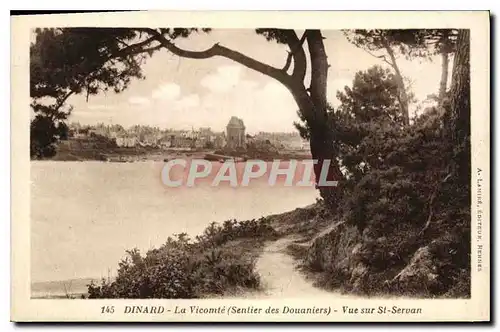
[70, 110, 117, 123]
[239, 79, 259, 91]
[128, 96, 150, 106]
[260, 81, 289, 97]
[200, 65, 243, 93]
[152, 83, 181, 100]
[175, 94, 200, 109]
[87, 104, 116, 111]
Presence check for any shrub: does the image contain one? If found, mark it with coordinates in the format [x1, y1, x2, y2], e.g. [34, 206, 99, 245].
[88, 218, 277, 298]
[299, 72, 471, 297]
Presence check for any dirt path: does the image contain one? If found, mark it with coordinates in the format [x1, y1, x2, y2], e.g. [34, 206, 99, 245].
[252, 236, 345, 298]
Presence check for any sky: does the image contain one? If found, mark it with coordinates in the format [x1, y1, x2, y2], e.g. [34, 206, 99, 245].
[67, 30, 448, 134]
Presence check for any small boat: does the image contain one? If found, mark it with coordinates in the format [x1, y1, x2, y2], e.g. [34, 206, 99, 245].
[204, 153, 226, 162]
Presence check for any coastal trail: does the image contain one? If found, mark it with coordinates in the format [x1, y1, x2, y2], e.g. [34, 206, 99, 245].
[252, 236, 346, 298]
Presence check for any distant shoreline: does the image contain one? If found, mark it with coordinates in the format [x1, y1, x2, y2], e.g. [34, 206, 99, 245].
[32, 147, 313, 163]
[31, 277, 98, 299]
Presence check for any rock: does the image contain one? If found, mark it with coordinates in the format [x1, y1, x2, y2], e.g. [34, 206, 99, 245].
[392, 245, 440, 293]
[304, 221, 361, 277]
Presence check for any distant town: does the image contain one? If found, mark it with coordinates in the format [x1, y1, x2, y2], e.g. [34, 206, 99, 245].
[54, 116, 311, 162]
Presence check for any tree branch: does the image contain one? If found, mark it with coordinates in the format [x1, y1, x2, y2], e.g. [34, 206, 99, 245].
[419, 190, 437, 236]
[142, 28, 291, 86]
[283, 51, 293, 72]
[113, 36, 161, 59]
[283, 30, 307, 82]
[55, 90, 75, 111]
[114, 36, 131, 48]
[347, 36, 397, 70]
[419, 173, 453, 235]
[362, 48, 396, 69]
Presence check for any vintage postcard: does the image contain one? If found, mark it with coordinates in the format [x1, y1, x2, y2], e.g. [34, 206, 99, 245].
[11, 10, 490, 322]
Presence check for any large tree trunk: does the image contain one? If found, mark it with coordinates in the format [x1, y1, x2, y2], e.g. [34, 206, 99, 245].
[446, 29, 470, 185]
[383, 40, 410, 126]
[292, 90, 343, 209]
[438, 30, 451, 110]
[299, 30, 343, 209]
[438, 50, 450, 108]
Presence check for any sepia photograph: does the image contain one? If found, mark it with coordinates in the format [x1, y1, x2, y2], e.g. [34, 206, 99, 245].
[11, 10, 490, 322]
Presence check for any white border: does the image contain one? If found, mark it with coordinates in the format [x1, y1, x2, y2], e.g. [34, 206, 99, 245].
[5, 5, 495, 330]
